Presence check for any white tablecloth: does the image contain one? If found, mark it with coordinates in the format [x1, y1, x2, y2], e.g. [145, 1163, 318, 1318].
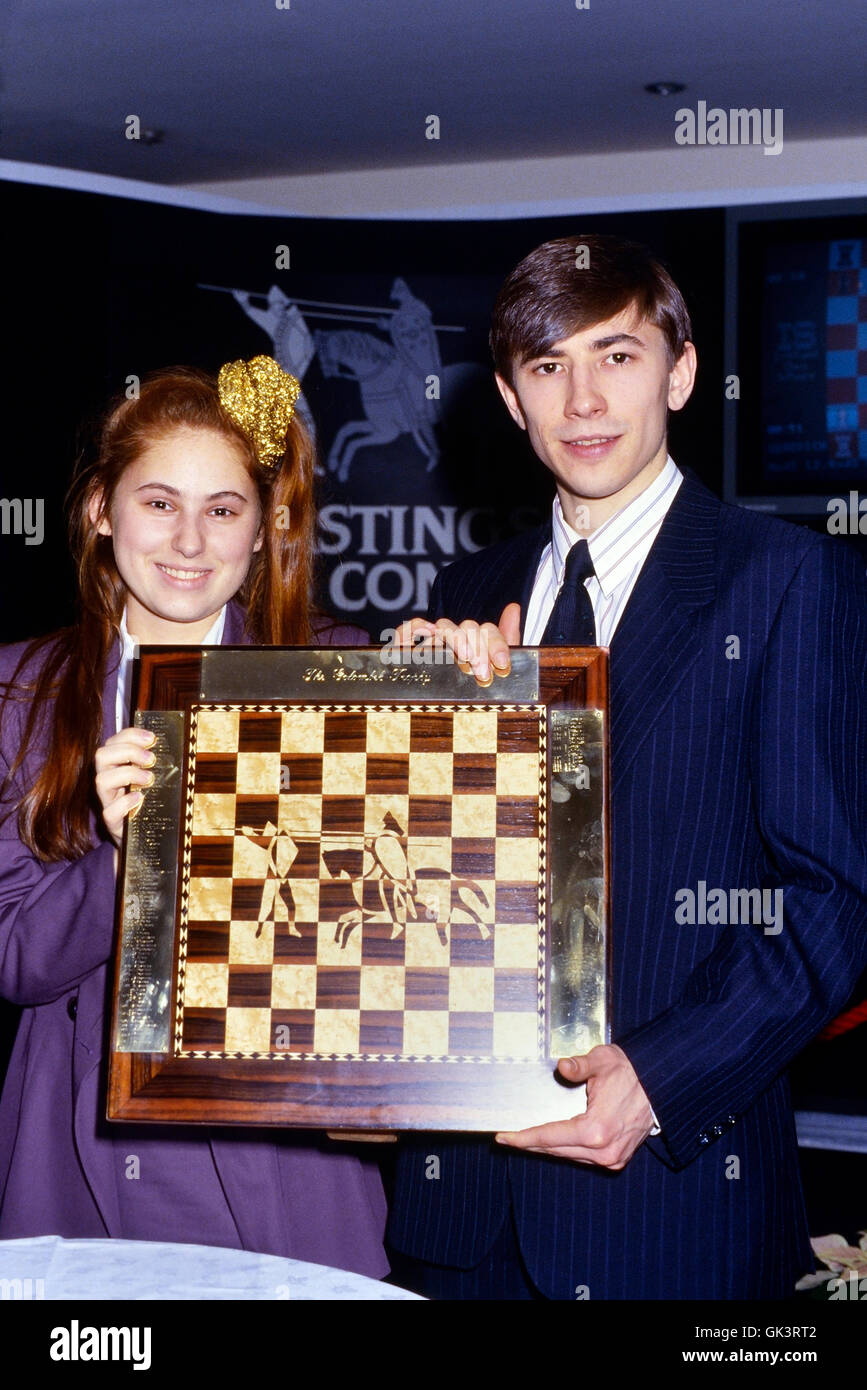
[0, 1236, 422, 1300]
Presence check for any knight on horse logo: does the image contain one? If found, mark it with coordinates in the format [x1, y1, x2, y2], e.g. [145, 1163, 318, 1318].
[199, 276, 470, 479]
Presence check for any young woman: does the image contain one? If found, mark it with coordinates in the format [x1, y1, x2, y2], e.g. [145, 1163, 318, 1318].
[0, 356, 388, 1276]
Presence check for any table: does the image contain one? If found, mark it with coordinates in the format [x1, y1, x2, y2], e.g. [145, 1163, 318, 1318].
[0, 1235, 422, 1300]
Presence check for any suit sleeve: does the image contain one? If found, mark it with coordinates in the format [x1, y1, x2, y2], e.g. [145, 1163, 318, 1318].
[618, 540, 867, 1169]
[0, 717, 118, 1007]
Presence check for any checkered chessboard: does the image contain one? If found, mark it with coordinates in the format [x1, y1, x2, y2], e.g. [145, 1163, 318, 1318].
[175, 704, 546, 1062]
[826, 237, 867, 465]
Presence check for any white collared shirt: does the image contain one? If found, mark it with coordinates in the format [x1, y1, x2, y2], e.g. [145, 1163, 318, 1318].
[114, 606, 227, 733]
[524, 457, 682, 1137]
[523, 455, 683, 645]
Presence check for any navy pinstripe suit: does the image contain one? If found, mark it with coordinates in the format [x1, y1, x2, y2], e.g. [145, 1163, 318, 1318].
[386, 469, 867, 1300]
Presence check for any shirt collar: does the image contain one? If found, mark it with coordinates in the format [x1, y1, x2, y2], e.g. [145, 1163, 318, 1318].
[551, 454, 681, 599]
[119, 604, 227, 653]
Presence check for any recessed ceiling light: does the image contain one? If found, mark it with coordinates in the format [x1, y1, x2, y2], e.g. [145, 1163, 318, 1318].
[644, 82, 686, 97]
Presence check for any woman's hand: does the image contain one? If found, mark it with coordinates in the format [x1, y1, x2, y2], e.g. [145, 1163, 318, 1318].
[391, 602, 521, 684]
[94, 727, 157, 848]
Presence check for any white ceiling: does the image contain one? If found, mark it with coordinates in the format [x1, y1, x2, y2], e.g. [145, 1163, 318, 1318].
[4, 0, 867, 184]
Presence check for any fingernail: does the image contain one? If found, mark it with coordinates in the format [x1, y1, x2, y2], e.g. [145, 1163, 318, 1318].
[145, 772, 155, 786]
[128, 793, 144, 819]
[145, 753, 156, 766]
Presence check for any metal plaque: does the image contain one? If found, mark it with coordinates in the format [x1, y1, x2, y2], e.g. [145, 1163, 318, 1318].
[114, 710, 184, 1052]
[548, 709, 607, 1057]
[200, 645, 540, 703]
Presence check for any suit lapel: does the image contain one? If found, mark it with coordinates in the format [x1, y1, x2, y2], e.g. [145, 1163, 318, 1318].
[507, 474, 721, 789]
[607, 471, 720, 789]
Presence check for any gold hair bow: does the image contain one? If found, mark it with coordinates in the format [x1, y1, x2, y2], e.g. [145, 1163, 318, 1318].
[217, 355, 301, 467]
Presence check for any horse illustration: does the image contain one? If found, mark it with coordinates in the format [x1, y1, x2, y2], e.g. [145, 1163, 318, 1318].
[315, 328, 440, 479]
[322, 812, 491, 949]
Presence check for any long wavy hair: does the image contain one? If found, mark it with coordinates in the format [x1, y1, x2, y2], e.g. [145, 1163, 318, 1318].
[0, 366, 317, 862]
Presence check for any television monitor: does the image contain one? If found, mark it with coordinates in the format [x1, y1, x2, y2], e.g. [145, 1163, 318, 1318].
[725, 198, 867, 516]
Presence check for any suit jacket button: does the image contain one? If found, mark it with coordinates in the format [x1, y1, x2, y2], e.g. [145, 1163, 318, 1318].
[727, 1114, 737, 1125]
[712, 1123, 724, 1137]
[66, 996, 78, 1021]
[698, 1132, 709, 1145]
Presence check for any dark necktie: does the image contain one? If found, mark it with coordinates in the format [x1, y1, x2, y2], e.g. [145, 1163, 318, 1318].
[540, 539, 596, 646]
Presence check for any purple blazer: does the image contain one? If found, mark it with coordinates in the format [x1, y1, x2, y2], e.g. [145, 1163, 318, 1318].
[0, 601, 389, 1276]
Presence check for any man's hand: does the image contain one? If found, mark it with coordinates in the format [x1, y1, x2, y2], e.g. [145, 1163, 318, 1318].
[495, 1044, 655, 1170]
[391, 602, 522, 684]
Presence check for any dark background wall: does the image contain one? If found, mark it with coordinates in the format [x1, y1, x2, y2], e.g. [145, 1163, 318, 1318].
[3, 181, 726, 642]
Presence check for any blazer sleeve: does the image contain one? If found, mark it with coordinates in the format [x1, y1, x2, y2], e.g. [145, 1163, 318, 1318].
[618, 539, 867, 1169]
[427, 569, 446, 622]
[0, 700, 118, 1007]
[313, 616, 370, 646]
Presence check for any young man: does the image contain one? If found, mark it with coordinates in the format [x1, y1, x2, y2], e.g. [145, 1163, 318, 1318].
[386, 233, 867, 1300]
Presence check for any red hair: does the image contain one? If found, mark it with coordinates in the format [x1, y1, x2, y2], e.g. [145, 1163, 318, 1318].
[1, 366, 317, 861]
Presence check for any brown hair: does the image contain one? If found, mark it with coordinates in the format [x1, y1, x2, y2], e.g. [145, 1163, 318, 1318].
[490, 233, 693, 384]
[0, 366, 317, 861]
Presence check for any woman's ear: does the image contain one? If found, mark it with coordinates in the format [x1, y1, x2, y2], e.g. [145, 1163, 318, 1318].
[87, 488, 112, 536]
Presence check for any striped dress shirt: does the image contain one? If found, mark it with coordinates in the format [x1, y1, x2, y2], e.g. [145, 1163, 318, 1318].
[523, 454, 683, 645]
[523, 456, 682, 1134]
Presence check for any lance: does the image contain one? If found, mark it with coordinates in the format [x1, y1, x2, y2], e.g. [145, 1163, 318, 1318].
[196, 284, 464, 331]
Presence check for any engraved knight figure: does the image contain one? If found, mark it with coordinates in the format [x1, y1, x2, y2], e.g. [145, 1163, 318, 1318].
[231, 285, 318, 442]
[239, 821, 302, 938]
[315, 278, 444, 480]
[324, 813, 491, 949]
[378, 277, 443, 427]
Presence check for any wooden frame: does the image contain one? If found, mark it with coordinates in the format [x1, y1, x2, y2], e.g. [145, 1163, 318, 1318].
[108, 645, 610, 1131]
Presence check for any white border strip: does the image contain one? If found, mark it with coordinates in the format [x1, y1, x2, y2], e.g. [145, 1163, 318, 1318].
[366, 184, 867, 221]
[3, 157, 866, 220]
[0, 159, 277, 216]
[795, 1110, 867, 1154]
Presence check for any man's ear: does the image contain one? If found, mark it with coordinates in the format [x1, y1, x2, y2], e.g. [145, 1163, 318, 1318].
[667, 341, 697, 413]
[494, 372, 527, 431]
[88, 488, 112, 536]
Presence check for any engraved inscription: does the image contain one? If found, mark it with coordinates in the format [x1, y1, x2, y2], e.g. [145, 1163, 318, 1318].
[200, 647, 539, 703]
[114, 710, 184, 1053]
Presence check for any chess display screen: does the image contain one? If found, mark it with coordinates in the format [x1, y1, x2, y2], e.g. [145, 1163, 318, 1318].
[735, 215, 867, 501]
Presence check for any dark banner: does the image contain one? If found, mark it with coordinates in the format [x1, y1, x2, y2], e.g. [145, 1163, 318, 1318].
[2, 180, 725, 642]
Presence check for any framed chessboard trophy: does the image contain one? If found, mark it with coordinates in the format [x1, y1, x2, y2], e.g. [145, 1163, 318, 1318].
[108, 645, 610, 1132]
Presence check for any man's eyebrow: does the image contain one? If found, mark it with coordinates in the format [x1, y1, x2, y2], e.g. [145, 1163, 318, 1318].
[588, 333, 647, 351]
[522, 332, 647, 363]
[135, 483, 250, 502]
